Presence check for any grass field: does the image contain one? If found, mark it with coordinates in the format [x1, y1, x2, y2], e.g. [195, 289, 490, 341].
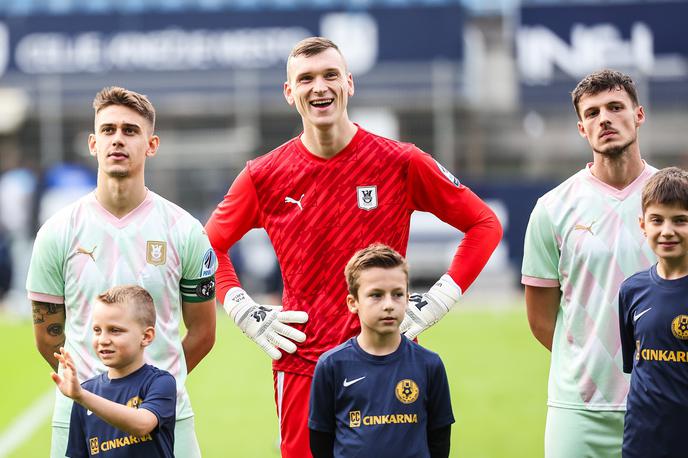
[0, 302, 550, 457]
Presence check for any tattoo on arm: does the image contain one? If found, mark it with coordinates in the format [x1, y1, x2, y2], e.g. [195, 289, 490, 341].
[32, 302, 65, 325]
[47, 323, 64, 337]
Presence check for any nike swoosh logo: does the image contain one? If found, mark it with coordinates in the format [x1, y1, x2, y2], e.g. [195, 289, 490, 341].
[86, 409, 93, 416]
[343, 376, 366, 387]
[633, 308, 652, 322]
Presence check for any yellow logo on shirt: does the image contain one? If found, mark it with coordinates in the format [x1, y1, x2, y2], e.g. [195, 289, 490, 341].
[672, 315, 688, 340]
[126, 396, 143, 409]
[395, 379, 419, 404]
[146, 241, 166, 266]
[89, 437, 99, 454]
[349, 410, 361, 427]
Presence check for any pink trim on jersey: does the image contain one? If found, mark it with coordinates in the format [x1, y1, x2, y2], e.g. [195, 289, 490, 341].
[521, 275, 559, 288]
[584, 161, 654, 201]
[27, 291, 64, 303]
[87, 189, 155, 229]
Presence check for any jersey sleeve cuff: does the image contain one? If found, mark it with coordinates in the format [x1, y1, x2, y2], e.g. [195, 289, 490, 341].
[521, 276, 559, 288]
[27, 291, 64, 304]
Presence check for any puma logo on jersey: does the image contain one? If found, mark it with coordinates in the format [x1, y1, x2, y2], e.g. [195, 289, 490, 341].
[75, 246, 96, 262]
[573, 222, 595, 235]
[285, 194, 304, 211]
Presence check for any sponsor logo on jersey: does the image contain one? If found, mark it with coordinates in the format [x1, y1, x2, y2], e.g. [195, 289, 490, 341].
[343, 376, 366, 387]
[285, 194, 305, 211]
[348, 410, 419, 428]
[200, 248, 217, 277]
[90, 437, 99, 455]
[196, 278, 216, 299]
[76, 245, 96, 262]
[395, 379, 419, 404]
[672, 315, 688, 340]
[357, 186, 378, 211]
[349, 410, 361, 427]
[573, 222, 595, 235]
[637, 347, 688, 363]
[146, 241, 167, 266]
[434, 160, 460, 187]
[633, 307, 652, 322]
[126, 396, 143, 409]
[97, 433, 153, 452]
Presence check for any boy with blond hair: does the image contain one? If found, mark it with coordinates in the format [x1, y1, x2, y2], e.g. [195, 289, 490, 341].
[309, 244, 454, 458]
[52, 285, 176, 458]
[619, 167, 688, 458]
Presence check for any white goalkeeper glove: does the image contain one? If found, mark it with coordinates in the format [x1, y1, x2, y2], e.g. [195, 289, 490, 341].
[400, 274, 462, 340]
[223, 287, 308, 360]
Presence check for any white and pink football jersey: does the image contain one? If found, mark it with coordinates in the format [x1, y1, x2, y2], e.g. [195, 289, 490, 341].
[27, 190, 216, 427]
[522, 163, 656, 410]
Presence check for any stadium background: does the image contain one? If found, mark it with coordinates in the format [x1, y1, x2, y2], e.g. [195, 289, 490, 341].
[0, 0, 686, 456]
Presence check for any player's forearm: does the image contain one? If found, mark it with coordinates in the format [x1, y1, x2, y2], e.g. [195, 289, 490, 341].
[182, 324, 215, 373]
[32, 302, 66, 371]
[525, 286, 560, 352]
[75, 390, 158, 437]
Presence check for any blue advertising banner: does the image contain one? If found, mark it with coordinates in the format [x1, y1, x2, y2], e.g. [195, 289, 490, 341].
[0, 6, 464, 79]
[517, 2, 688, 86]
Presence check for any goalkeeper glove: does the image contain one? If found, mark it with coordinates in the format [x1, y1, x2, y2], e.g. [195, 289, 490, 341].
[223, 287, 308, 360]
[400, 274, 462, 340]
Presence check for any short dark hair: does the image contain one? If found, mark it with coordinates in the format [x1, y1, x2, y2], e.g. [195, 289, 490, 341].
[93, 86, 156, 130]
[571, 69, 639, 119]
[286, 36, 345, 78]
[344, 244, 408, 299]
[97, 284, 156, 328]
[641, 167, 688, 213]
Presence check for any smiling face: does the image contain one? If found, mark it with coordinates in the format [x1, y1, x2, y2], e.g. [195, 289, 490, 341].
[91, 299, 154, 378]
[283, 47, 354, 132]
[641, 203, 688, 268]
[88, 104, 159, 179]
[347, 266, 408, 339]
[576, 87, 645, 157]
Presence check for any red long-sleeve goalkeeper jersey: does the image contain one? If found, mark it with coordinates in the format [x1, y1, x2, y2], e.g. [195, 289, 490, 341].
[205, 126, 502, 376]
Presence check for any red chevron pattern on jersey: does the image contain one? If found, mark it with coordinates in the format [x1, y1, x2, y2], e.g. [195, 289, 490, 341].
[206, 126, 501, 375]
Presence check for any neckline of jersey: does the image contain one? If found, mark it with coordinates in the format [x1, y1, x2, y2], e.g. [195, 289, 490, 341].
[294, 124, 365, 164]
[88, 189, 154, 229]
[583, 160, 653, 201]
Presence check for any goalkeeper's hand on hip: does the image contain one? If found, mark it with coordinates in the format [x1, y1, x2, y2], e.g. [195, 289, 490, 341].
[400, 274, 462, 340]
[223, 287, 308, 360]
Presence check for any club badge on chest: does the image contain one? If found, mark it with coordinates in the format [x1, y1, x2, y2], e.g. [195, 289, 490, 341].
[357, 186, 378, 211]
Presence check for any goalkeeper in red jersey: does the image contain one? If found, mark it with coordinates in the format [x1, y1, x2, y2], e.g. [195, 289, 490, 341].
[205, 36, 502, 458]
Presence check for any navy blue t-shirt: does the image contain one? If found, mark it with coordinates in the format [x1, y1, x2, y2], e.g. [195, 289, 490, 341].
[66, 364, 176, 458]
[309, 336, 455, 458]
[619, 265, 688, 458]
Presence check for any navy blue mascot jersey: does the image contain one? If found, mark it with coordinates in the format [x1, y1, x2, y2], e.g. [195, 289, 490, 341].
[619, 266, 688, 458]
[309, 336, 454, 458]
[66, 364, 176, 458]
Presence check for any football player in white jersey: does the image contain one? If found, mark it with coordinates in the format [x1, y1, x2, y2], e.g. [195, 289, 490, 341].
[522, 69, 656, 458]
[27, 87, 217, 458]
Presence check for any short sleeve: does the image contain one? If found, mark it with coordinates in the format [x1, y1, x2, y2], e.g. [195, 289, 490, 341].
[26, 222, 66, 301]
[66, 401, 87, 458]
[427, 356, 455, 430]
[308, 357, 336, 433]
[180, 218, 217, 303]
[521, 199, 561, 286]
[140, 372, 177, 430]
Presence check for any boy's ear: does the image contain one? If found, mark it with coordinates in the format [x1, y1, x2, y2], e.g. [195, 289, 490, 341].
[639, 215, 646, 236]
[141, 326, 155, 348]
[346, 294, 358, 314]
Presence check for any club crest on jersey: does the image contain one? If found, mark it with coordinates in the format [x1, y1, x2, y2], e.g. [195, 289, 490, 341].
[146, 241, 167, 266]
[395, 379, 419, 404]
[357, 186, 378, 211]
[671, 315, 688, 340]
[434, 160, 460, 187]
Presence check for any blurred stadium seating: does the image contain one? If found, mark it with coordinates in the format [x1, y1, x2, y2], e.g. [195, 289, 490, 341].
[0, 0, 686, 299]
